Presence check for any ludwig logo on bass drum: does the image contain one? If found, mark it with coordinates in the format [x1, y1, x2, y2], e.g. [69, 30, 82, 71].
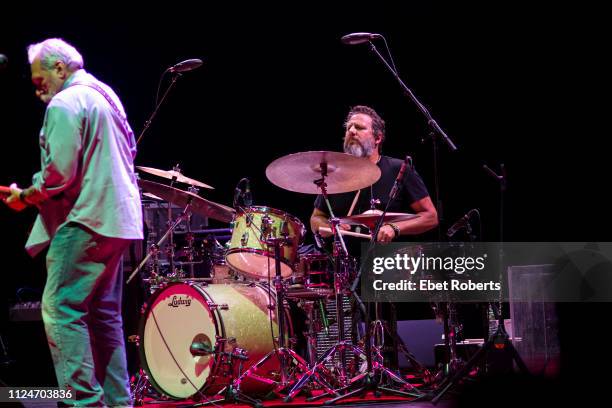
[168, 296, 192, 307]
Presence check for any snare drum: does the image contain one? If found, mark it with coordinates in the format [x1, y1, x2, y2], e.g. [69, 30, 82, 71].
[139, 282, 293, 399]
[226, 206, 305, 279]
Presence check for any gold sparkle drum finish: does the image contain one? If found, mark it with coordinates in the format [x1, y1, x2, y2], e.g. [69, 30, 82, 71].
[226, 206, 306, 279]
[139, 282, 293, 399]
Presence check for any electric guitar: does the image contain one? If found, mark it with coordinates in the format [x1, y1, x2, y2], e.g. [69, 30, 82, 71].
[0, 185, 11, 198]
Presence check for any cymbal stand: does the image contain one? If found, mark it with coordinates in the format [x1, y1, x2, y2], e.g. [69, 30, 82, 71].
[184, 185, 200, 278]
[284, 161, 364, 402]
[126, 200, 193, 284]
[314, 156, 425, 405]
[167, 164, 181, 277]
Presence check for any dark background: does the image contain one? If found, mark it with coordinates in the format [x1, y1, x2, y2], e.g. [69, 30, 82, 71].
[0, 1, 609, 397]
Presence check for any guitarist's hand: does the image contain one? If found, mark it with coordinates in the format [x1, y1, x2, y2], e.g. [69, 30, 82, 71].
[2, 183, 27, 212]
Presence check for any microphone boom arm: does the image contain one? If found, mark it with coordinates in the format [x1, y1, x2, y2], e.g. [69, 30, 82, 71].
[135, 71, 182, 147]
[366, 41, 457, 151]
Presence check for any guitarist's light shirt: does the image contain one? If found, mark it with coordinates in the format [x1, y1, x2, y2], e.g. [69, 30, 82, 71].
[25, 69, 143, 256]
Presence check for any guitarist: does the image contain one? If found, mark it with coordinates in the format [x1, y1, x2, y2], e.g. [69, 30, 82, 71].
[2, 38, 142, 407]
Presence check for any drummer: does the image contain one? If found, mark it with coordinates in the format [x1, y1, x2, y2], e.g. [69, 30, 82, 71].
[310, 105, 438, 243]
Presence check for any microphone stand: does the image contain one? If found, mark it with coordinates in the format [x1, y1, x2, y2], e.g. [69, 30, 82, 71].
[365, 40, 458, 240]
[431, 164, 530, 405]
[136, 70, 182, 146]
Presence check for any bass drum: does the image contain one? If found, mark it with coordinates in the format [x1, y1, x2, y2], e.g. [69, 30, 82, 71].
[140, 282, 293, 399]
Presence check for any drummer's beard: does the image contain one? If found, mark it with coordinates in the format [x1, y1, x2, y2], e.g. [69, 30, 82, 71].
[344, 137, 376, 158]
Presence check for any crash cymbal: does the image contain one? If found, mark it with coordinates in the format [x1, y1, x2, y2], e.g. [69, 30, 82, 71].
[138, 179, 234, 223]
[265, 151, 381, 194]
[339, 209, 419, 230]
[136, 166, 214, 189]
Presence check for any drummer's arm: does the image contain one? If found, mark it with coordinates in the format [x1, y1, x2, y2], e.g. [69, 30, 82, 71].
[380, 196, 438, 241]
[310, 208, 351, 238]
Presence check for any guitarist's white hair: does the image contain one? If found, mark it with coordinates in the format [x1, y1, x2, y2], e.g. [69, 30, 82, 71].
[27, 38, 84, 72]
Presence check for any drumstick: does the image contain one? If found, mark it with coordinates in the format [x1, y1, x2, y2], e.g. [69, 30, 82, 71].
[319, 226, 371, 240]
[346, 190, 361, 217]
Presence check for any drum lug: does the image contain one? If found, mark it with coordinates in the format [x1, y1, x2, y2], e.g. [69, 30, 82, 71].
[245, 213, 254, 227]
[207, 301, 229, 311]
[241, 232, 249, 247]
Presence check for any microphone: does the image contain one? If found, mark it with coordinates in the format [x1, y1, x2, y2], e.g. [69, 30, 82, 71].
[168, 58, 203, 73]
[0, 54, 7, 72]
[341, 32, 383, 45]
[389, 156, 412, 200]
[243, 178, 252, 207]
[446, 210, 475, 238]
[233, 185, 241, 208]
[190, 341, 213, 356]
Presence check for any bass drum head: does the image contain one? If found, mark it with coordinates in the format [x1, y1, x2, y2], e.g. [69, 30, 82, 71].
[140, 282, 217, 399]
[140, 282, 292, 399]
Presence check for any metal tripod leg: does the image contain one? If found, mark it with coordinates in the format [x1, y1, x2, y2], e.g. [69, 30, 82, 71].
[284, 340, 360, 402]
[190, 382, 263, 408]
[430, 324, 530, 405]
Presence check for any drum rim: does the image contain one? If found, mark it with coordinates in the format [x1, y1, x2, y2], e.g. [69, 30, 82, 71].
[138, 281, 221, 399]
[226, 248, 295, 277]
[234, 205, 306, 230]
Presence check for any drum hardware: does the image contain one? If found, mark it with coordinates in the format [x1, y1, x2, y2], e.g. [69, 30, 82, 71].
[320, 157, 425, 405]
[127, 200, 194, 284]
[226, 237, 336, 399]
[265, 151, 425, 403]
[283, 157, 364, 402]
[132, 178, 235, 285]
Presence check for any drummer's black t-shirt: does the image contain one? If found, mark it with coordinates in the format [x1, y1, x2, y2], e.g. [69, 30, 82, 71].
[314, 155, 430, 221]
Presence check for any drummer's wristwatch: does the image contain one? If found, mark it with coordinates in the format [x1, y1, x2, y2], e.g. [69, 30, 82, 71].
[386, 223, 401, 239]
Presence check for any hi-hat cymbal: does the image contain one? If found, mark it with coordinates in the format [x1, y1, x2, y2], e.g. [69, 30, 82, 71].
[138, 179, 234, 223]
[136, 166, 214, 189]
[339, 209, 419, 230]
[265, 151, 381, 194]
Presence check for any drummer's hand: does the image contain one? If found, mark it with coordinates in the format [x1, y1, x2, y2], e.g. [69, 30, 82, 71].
[2, 183, 27, 212]
[377, 225, 396, 243]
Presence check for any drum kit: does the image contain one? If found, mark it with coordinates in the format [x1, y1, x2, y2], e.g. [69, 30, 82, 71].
[130, 152, 422, 406]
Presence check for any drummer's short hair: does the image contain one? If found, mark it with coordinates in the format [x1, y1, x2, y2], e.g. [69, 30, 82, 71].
[345, 105, 386, 151]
